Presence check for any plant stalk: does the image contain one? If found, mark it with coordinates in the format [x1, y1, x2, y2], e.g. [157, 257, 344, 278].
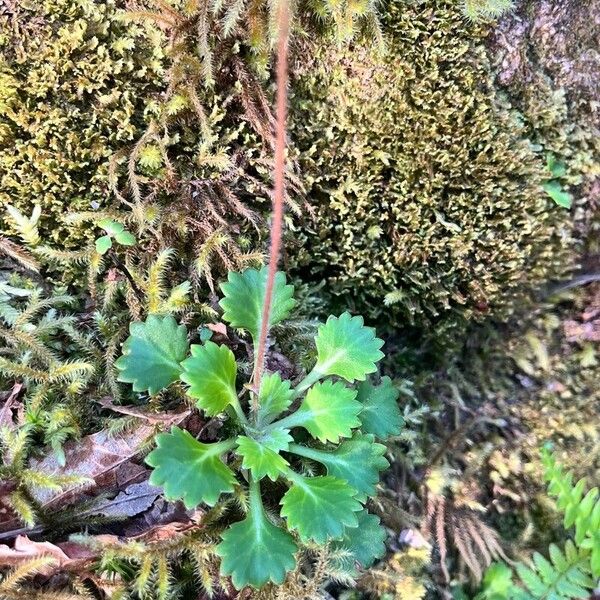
[252, 0, 290, 405]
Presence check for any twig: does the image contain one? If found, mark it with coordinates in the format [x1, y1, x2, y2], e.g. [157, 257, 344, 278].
[252, 0, 290, 404]
[108, 251, 144, 302]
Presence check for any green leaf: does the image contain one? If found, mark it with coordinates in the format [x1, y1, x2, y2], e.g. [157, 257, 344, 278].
[236, 431, 291, 481]
[114, 230, 136, 246]
[217, 479, 297, 589]
[146, 427, 236, 508]
[547, 155, 567, 178]
[543, 180, 572, 209]
[293, 380, 361, 443]
[180, 342, 237, 416]
[333, 510, 386, 568]
[257, 372, 293, 425]
[479, 563, 514, 598]
[357, 377, 404, 439]
[280, 474, 362, 543]
[289, 433, 388, 501]
[219, 267, 295, 342]
[115, 314, 189, 395]
[95, 235, 112, 255]
[314, 312, 384, 382]
[98, 218, 125, 235]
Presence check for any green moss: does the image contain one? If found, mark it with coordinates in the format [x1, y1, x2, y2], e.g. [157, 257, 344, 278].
[289, 0, 574, 339]
[0, 0, 165, 247]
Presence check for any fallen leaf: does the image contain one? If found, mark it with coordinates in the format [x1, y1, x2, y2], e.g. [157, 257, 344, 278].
[97, 397, 191, 425]
[207, 322, 228, 338]
[27, 407, 189, 508]
[0, 382, 22, 429]
[90, 481, 161, 519]
[0, 535, 70, 573]
[28, 425, 156, 507]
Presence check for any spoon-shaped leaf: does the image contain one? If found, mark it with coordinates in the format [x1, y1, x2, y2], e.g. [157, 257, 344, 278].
[115, 315, 189, 395]
[333, 510, 387, 569]
[146, 427, 236, 508]
[280, 473, 362, 543]
[180, 342, 237, 416]
[289, 380, 362, 443]
[288, 433, 388, 501]
[219, 267, 295, 342]
[217, 478, 297, 589]
[313, 312, 384, 382]
[357, 377, 404, 439]
[236, 430, 291, 481]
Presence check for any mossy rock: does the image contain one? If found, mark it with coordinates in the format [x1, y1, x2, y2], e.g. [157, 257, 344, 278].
[289, 0, 575, 341]
[0, 0, 165, 248]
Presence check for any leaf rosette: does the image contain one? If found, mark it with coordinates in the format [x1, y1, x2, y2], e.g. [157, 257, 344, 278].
[116, 267, 404, 589]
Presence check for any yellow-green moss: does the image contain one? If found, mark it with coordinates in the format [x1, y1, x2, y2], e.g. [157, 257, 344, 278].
[0, 0, 165, 247]
[289, 0, 574, 336]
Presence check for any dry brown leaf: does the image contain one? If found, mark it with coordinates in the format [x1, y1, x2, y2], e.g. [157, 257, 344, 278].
[0, 535, 70, 573]
[97, 397, 191, 425]
[27, 407, 189, 508]
[206, 322, 228, 338]
[90, 480, 161, 519]
[28, 425, 156, 506]
[0, 382, 22, 429]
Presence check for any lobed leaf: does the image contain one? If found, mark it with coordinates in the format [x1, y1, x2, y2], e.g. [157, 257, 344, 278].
[257, 372, 294, 425]
[289, 433, 388, 501]
[219, 267, 295, 342]
[313, 312, 384, 382]
[180, 342, 237, 416]
[146, 427, 236, 508]
[115, 314, 189, 395]
[357, 376, 404, 439]
[293, 380, 362, 443]
[236, 431, 291, 481]
[217, 480, 297, 589]
[333, 510, 387, 568]
[280, 474, 362, 543]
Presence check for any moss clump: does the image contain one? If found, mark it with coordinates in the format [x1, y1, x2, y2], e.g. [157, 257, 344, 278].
[489, 0, 600, 256]
[289, 0, 574, 340]
[0, 0, 165, 247]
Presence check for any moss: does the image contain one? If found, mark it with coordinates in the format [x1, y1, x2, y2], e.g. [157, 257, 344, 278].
[289, 0, 574, 340]
[0, 0, 165, 248]
[489, 0, 600, 256]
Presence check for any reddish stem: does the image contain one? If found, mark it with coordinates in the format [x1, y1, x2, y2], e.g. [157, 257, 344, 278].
[252, 1, 290, 402]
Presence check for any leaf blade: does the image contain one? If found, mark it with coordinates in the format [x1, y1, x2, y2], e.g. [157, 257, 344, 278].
[333, 510, 386, 568]
[357, 377, 404, 439]
[180, 342, 238, 416]
[280, 474, 362, 543]
[314, 312, 384, 382]
[295, 380, 362, 443]
[219, 267, 295, 342]
[236, 433, 291, 481]
[115, 315, 189, 395]
[145, 427, 236, 508]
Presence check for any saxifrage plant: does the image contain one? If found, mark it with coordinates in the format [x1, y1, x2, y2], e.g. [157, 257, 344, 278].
[115, 266, 404, 589]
